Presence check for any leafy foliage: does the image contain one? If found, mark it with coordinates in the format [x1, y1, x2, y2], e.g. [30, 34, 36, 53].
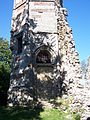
[0, 38, 12, 106]
[0, 38, 11, 64]
[0, 107, 81, 120]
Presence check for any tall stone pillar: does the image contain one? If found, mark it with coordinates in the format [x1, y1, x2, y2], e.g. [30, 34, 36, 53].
[8, 0, 81, 106]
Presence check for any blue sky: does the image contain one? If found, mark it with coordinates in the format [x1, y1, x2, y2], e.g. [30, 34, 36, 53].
[0, 0, 13, 40]
[64, 0, 90, 62]
[0, 0, 90, 62]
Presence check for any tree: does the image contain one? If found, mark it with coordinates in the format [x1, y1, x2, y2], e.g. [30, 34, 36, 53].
[0, 38, 12, 106]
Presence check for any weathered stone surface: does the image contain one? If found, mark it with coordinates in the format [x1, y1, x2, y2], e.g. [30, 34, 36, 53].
[8, 1, 89, 119]
[86, 57, 90, 80]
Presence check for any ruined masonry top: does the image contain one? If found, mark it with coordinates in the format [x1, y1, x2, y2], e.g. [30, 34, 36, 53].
[12, 0, 63, 34]
[14, 0, 63, 9]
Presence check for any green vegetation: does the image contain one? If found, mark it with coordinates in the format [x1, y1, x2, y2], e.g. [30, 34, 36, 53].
[0, 38, 12, 105]
[0, 107, 80, 120]
[40, 108, 81, 120]
[0, 106, 42, 120]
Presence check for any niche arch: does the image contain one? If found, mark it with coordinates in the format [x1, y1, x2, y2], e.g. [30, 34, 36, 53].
[35, 46, 52, 65]
[36, 50, 51, 63]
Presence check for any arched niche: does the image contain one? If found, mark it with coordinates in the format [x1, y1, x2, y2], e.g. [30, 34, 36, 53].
[36, 50, 51, 64]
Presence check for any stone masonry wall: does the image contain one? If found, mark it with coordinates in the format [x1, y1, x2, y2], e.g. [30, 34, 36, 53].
[57, 7, 81, 93]
[8, 2, 89, 119]
[86, 56, 90, 80]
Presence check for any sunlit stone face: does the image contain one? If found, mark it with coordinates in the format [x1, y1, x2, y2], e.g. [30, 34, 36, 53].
[15, 0, 20, 4]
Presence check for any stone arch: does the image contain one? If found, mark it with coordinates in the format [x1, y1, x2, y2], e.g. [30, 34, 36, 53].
[36, 50, 51, 63]
[35, 46, 52, 64]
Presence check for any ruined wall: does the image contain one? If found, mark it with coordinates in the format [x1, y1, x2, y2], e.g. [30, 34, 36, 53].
[86, 57, 90, 80]
[57, 7, 81, 94]
[8, 0, 81, 108]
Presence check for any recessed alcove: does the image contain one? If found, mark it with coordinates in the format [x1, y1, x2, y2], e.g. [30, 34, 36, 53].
[36, 50, 51, 64]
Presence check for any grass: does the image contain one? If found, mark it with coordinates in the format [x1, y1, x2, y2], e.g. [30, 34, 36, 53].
[40, 108, 67, 120]
[40, 108, 81, 120]
[0, 106, 81, 120]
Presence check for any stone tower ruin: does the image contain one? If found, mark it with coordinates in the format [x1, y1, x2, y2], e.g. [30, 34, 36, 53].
[8, 0, 81, 106]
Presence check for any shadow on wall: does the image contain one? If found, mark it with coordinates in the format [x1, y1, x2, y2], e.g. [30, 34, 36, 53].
[36, 53, 67, 106]
[14, 8, 37, 33]
[87, 117, 90, 120]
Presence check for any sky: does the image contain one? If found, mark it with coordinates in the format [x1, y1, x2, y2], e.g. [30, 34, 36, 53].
[0, 0, 90, 62]
[64, 0, 90, 62]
